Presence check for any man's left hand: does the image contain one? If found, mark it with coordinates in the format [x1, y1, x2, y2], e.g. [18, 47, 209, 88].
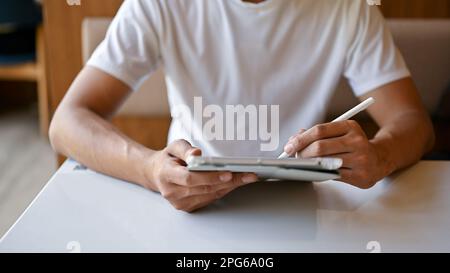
[283, 120, 388, 189]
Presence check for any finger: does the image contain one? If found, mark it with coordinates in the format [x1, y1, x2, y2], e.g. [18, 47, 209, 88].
[165, 165, 232, 186]
[216, 186, 236, 198]
[182, 181, 247, 212]
[175, 192, 220, 212]
[297, 152, 355, 168]
[190, 187, 236, 212]
[297, 137, 354, 158]
[166, 139, 201, 161]
[169, 174, 246, 199]
[164, 159, 258, 187]
[337, 168, 353, 184]
[334, 153, 356, 169]
[172, 174, 258, 212]
[284, 121, 352, 155]
[179, 171, 257, 187]
[288, 129, 306, 142]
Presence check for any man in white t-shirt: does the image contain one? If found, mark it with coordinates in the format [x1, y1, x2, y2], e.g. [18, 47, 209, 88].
[49, 0, 434, 212]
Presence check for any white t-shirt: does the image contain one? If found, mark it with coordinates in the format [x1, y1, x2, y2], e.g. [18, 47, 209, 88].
[87, 0, 410, 157]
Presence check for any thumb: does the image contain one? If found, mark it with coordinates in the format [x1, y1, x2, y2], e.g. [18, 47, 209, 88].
[166, 139, 202, 161]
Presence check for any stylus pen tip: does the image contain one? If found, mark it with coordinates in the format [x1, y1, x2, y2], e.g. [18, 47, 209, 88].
[278, 152, 289, 159]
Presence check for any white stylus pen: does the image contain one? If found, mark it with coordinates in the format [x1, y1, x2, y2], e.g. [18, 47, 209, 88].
[278, 97, 376, 159]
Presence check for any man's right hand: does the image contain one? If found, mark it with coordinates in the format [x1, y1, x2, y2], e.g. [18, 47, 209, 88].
[147, 139, 259, 212]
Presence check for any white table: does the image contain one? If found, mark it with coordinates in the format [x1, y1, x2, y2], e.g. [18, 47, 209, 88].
[1, 160, 450, 253]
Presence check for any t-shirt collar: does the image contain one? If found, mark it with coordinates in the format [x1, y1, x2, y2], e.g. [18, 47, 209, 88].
[230, 0, 277, 11]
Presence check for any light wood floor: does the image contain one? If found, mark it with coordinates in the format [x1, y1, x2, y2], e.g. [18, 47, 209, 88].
[0, 105, 56, 238]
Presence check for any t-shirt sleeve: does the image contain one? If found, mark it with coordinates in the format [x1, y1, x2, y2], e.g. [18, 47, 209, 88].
[344, 4, 411, 96]
[86, 0, 162, 90]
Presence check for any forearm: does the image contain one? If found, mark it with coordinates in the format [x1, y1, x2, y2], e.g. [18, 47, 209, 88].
[370, 110, 435, 177]
[49, 107, 158, 191]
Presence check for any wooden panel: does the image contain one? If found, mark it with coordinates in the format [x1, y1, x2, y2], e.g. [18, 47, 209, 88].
[44, 0, 127, 166]
[43, 0, 124, 113]
[0, 63, 37, 81]
[57, 115, 171, 166]
[112, 116, 171, 150]
[380, 0, 450, 18]
[36, 25, 50, 137]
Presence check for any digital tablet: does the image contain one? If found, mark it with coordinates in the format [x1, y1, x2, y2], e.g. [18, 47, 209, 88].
[186, 156, 342, 182]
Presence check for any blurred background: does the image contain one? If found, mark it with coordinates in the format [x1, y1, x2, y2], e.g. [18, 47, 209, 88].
[0, 0, 449, 237]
